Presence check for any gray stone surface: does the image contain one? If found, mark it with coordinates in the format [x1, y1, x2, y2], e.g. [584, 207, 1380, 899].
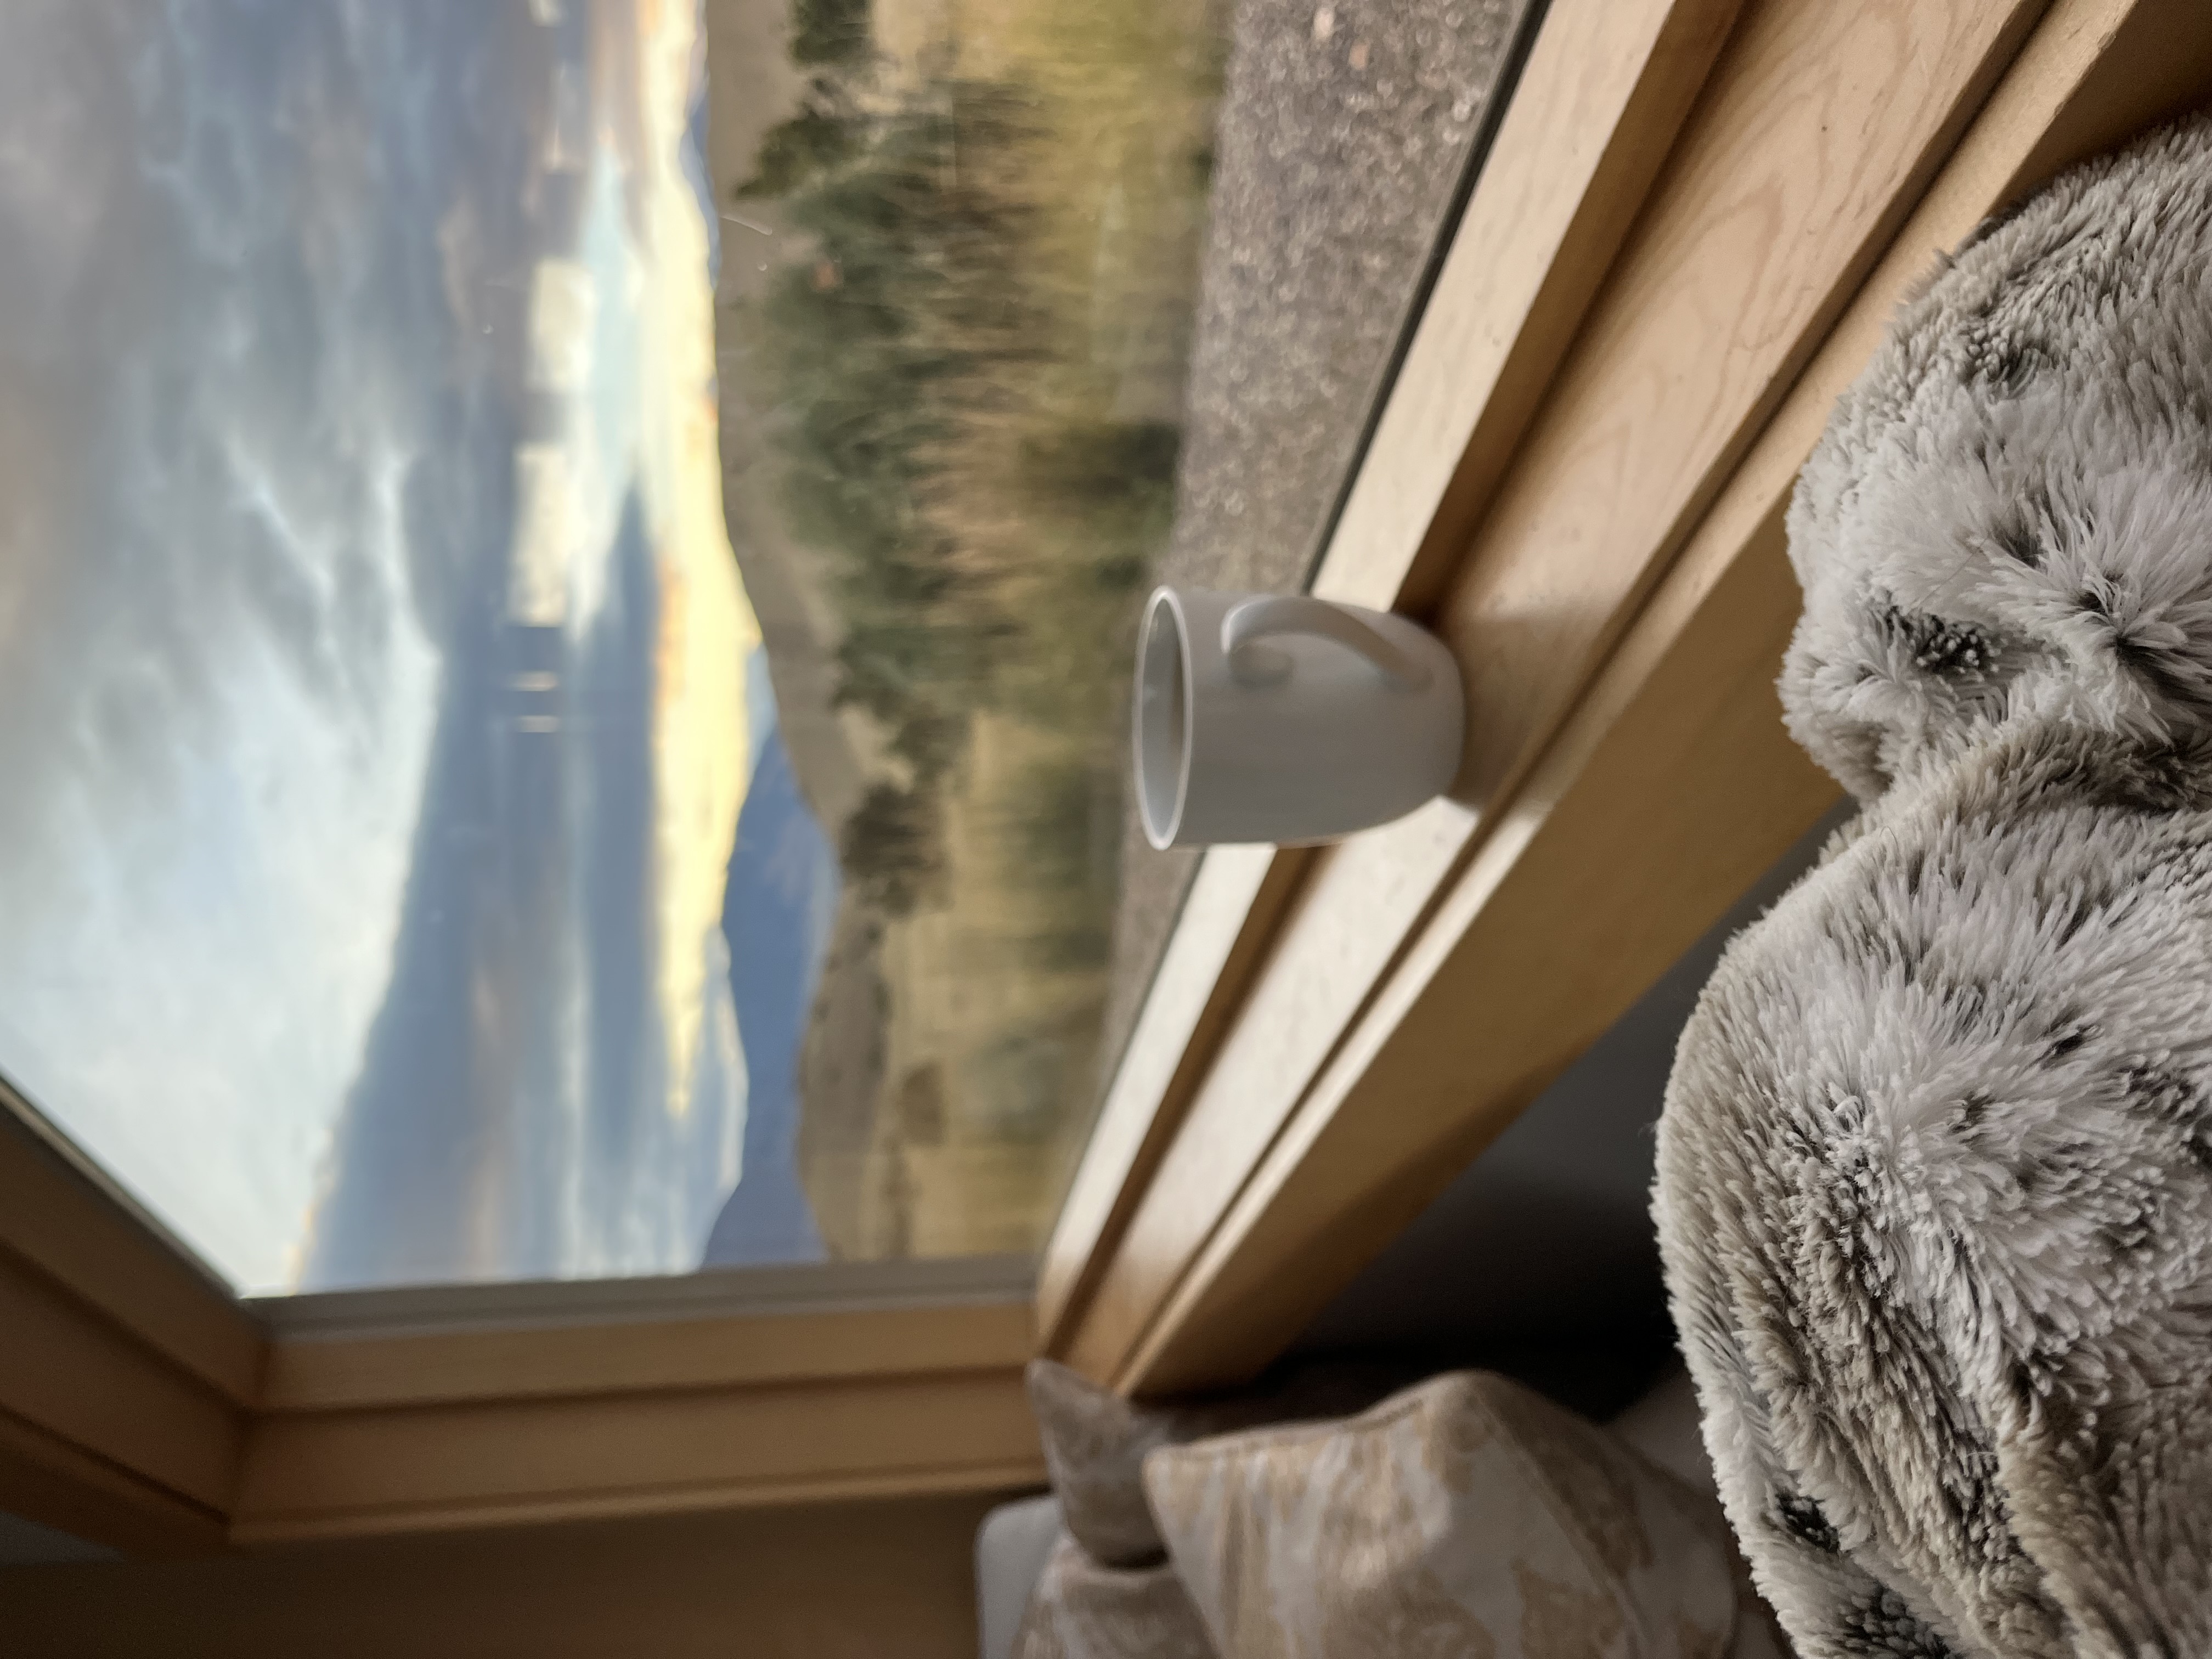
[1094, 0, 1532, 1108]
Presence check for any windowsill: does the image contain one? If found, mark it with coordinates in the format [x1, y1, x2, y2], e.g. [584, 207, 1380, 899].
[1036, 0, 2212, 1398]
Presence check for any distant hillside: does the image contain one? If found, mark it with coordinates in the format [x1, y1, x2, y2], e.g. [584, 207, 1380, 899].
[305, 492, 747, 1289]
[789, 889, 896, 1258]
[699, 0, 1221, 1263]
[699, 721, 841, 1266]
[702, 0, 880, 839]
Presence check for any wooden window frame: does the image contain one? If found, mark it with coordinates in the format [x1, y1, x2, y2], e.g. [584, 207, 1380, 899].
[6, 0, 2212, 1560]
[1041, 0, 2212, 1400]
[0, 1085, 1038, 1554]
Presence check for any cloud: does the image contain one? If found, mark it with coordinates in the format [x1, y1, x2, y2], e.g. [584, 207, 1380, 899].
[0, 0, 798, 1295]
[297, 0, 777, 1293]
[527, 259, 600, 393]
[0, 4, 121, 357]
[0, 0, 539, 1289]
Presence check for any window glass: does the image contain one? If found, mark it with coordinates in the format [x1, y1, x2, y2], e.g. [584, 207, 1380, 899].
[0, 0, 1228, 1293]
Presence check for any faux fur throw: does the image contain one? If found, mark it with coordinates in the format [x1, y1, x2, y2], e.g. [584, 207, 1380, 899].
[1654, 115, 2212, 1658]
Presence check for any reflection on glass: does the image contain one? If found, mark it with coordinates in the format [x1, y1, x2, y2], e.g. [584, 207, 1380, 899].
[0, 0, 1223, 1293]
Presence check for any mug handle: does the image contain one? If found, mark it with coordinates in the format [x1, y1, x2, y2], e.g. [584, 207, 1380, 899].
[1221, 596, 1431, 692]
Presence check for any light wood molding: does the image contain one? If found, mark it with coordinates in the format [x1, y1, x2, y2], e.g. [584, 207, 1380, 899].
[1037, 844, 1304, 1353]
[1049, 0, 2212, 1395]
[252, 1251, 1034, 1340]
[0, 1096, 258, 1555]
[259, 1299, 1034, 1412]
[232, 1366, 1042, 1544]
[4, 1079, 1040, 1550]
[1041, 0, 1747, 1358]
[0, 1254, 244, 1517]
[0, 1406, 228, 1561]
[0, 1086, 262, 1406]
[6, 1065, 1040, 1550]
[1438, 0, 2044, 815]
[1316, 0, 1752, 616]
[3, 1256, 1041, 1548]
[239, 1282, 1041, 1542]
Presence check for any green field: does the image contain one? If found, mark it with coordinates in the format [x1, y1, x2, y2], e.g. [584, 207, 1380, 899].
[725, 0, 1228, 1258]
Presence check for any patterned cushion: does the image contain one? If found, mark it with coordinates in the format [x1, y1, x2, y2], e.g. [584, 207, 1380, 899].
[1014, 1532, 1218, 1659]
[1025, 1357, 1410, 1568]
[1142, 1370, 1743, 1658]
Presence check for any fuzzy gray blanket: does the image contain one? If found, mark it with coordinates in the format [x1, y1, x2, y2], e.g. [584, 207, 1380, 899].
[1654, 116, 2212, 1658]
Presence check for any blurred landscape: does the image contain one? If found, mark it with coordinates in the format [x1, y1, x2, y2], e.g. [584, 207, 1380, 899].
[702, 0, 1227, 1260]
[0, 0, 1519, 1293]
[0, 0, 807, 1292]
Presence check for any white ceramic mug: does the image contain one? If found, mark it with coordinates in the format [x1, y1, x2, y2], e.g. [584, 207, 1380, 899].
[1132, 586, 1465, 848]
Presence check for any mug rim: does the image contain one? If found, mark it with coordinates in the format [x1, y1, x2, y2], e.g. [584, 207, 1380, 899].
[1135, 586, 1194, 849]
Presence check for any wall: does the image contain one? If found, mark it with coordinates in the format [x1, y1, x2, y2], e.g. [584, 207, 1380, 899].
[0, 1491, 1005, 1659]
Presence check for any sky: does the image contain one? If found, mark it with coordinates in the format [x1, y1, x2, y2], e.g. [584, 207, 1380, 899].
[0, 0, 837, 1293]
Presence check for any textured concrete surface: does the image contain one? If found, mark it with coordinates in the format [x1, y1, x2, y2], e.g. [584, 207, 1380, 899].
[1094, 0, 1533, 1108]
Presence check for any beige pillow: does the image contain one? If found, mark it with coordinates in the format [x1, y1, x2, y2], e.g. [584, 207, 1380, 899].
[1015, 1532, 1218, 1659]
[1142, 1370, 1742, 1658]
[1025, 1358, 1410, 1567]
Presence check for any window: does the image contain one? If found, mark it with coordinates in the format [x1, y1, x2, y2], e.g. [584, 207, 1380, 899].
[0, 0, 1228, 1295]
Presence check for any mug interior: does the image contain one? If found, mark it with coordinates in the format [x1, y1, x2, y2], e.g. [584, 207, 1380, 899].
[1135, 594, 1189, 849]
